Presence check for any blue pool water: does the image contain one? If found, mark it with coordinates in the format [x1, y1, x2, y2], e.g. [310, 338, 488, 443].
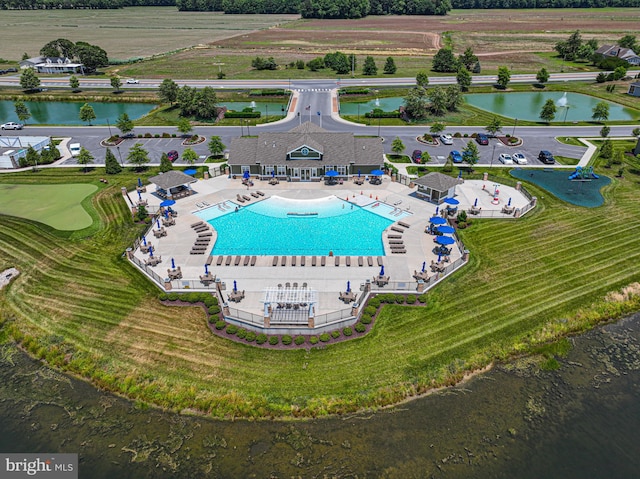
[196, 196, 408, 256]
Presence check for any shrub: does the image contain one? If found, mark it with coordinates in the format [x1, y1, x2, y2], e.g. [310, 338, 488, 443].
[256, 333, 267, 344]
[294, 335, 305, 345]
[184, 292, 201, 303]
[319, 333, 331, 342]
[269, 336, 279, 345]
[245, 331, 256, 342]
[453, 132, 462, 138]
[171, 133, 177, 138]
[236, 329, 247, 339]
[395, 294, 405, 304]
[406, 294, 417, 304]
[309, 336, 319, 345]
[203, 295, 218, 307]
[144, 132, 152, 138]
[208, 316, 216, 324]
[158, 292, 168, 301]
[154, 133, 160, 138]
[224, 111, 261, 118]
[343, 327, 353, 336]
[208, 305, 221, 315]
[361, 314, 372, 324]
[367, 297, 381, 309]
[162, 132, 170, 138]
[137, 134, 143, 138]
[417, 294, 428, 304]
[226, 325, 238, 335]
[331, 330, 340, 339]
[215, 320, 226, 330]
[364, 305, 377, 316]
[355, 323, 366, 333]
[167, 292, 179, 301]
[282, 335, 292, 345]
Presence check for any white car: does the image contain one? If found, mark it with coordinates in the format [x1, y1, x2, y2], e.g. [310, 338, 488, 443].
[1, 121, 23, 130]
[440, 134, 453, 145]
[126, 79, 139, 84]
[512, 152, 528, 165]
[498, 153, 513, 165]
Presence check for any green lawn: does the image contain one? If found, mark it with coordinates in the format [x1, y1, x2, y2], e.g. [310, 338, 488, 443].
[1, 162, 640, 419]
[0, 183, 97, 230]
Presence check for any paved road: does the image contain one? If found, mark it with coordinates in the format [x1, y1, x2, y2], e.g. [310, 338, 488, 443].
[4, 71, 639, 168]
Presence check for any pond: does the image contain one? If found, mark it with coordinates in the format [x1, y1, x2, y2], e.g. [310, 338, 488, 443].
[0, 100, 156, 125]
[464, 91, 639, 122]
[511, 168, 611, 207]
[339, 92, 640, 122]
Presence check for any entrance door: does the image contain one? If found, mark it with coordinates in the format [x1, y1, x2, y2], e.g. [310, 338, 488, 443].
[300, 169, 311, 181]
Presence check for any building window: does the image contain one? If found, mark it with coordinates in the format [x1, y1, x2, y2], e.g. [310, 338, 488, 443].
[277, 165, 286, 175]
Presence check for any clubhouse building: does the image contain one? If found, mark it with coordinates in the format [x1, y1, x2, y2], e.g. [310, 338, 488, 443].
[227, 122, 384, 181]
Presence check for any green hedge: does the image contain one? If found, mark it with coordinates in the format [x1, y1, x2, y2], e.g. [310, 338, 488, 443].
[343, 327, 353, 336]
[208, 305, 221, 315]
[282, 335, 292, 345]
[226, 325, 238, 335]
[224, 111, 261, 118]
[354, 323, 366, 333]
[365, 109, 400, 118]
[360, 314, 372, 325]
[319, 333, 330, 343]
[215, 320, 226, 330]
[236, 329, 247, 339]
[249, 89, 286, 96]
[245, 331, 256, 342]
[269, 336, 279, 345]
[309, 336, 319, 345]
[294, 336, 305, 345]
[256, 333, 267, 345]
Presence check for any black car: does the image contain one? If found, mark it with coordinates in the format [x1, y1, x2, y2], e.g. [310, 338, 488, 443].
[475, 133, 489, 145]
[538, 150, 555, 164]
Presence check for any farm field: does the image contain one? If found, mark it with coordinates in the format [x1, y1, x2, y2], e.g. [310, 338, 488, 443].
[1, 161, 640, 418]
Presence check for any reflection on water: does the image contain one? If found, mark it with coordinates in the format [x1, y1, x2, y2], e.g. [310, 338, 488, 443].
[1, 314, 639, 478]
[0, 101, 156, 125]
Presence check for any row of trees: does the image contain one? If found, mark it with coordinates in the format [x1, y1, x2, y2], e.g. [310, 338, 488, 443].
[539, 99, 612, 124]
[403, 85, 463, 120]
[1, 0, 172, 8]
[176, 0, 452, 16]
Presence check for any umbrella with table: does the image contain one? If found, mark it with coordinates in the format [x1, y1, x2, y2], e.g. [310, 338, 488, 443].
[370, 169, 384, 185]
[325, 170, 339, 185]
[436, 225, 455, 235]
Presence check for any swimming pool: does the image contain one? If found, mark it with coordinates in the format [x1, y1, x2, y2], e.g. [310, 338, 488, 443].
[195, 195, 409, 256]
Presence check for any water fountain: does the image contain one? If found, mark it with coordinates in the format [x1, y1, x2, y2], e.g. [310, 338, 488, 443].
[375, 98, 380, 107]
[250, 101, 256, 109]
[556, 92, 568, 107]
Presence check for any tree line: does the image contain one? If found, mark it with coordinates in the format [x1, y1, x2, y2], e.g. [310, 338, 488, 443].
[450, 0, 639, 8]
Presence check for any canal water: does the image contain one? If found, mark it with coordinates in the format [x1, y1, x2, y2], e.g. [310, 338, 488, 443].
[0, 100, 156, 125]
[1, 313, 639, 478]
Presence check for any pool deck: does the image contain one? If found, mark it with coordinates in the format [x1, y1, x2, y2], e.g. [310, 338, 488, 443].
[130, 174, 530, 318]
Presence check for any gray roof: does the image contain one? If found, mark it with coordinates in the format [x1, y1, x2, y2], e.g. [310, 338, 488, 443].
[228, 122, 383, 168]
[413, 172, 461, 192]
[148, 170, 197, 190]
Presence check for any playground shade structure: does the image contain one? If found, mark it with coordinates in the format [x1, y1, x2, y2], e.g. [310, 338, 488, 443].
[510, 170, 610, 207]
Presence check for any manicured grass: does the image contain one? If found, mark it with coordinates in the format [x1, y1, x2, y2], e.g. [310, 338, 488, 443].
[2, 162, 640, 419]
[0, 183, 97, 230]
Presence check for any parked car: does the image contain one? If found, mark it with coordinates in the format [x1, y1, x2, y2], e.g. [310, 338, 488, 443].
[440, 134, 453, 145]
[512, 152, 528, 165]
[167, 150, 179, 162]
[126, 79, 139, 84]
[475, 133, 489, 145]
[498, 153, 513, 165]
[69, 143, 81, 157]
[412, 149, 422, 163]
[1, 122, 23, 130]
[538, 150, 555, 164]
[6, 68, 17, 73]
[449, 150, 463, 164]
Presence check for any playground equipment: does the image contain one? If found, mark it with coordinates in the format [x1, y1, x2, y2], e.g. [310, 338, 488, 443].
[569, 166, 599, 181]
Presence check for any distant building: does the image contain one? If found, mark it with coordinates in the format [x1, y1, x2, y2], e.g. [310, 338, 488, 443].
[0, 136, 50, 169]
[19, 56, 84, 74]
[628, 81, 640, 97]
[594, 45, 640, 66]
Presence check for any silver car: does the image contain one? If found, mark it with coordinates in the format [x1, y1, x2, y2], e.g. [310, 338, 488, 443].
[1, 122, 23, 130]
[498, 153, 514, 165]
[512, 152, 528, 164]
[440, 134, 453, 145]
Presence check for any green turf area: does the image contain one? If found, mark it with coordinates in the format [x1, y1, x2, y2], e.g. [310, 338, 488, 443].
[0, 184, 97, 231]
[1, 159, 640, 419]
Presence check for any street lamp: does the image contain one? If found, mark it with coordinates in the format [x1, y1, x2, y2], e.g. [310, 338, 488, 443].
[490, 142, 502, 168]
[357, 104, 360, 123]
[377, 117, 381, 138]
[511, 117, 518, 137]
[265, 104, 268, 123]
[563, 106, 571, 125]
[106, 118, 112, 138]
[246, 120, 250, 137]
[116, 145, 124, 167]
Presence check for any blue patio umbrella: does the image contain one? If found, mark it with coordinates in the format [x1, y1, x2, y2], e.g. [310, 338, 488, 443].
[148, 246, 154, 256]
[508, 197, 512, 206]
[204, 264, 209, 275]
[156, 219, 161, 229]
[458, 170, 462, 178]
[160, 199, 176, 207]
[437, 253, 442, 262]
[271, 170, 275, 177]
[137, 190, 141, 199]
[474, 198, 478, 207]
[422, 261, 426, 272]
[435, 235, 455, 245]
[436, 225, 455, 235]
[443, 197, 460, 205]
[379, 265, 385, 276]
[370, 169, 384, 176]
[165, 210, 169, 219]
[435, 206, 439, 215]
[347, 281, 351, 292]
[171, 258, 175, 269]
[429, 216, 447, 225]
[243, 170, 250, 179]
[358, 169, 361, 178]
[233, 280, 237, 292]
[325, 170, 339, 177]
[142, 236, 147, 246]
[137, 178, 143, 187]
[184, 168, 197, 176]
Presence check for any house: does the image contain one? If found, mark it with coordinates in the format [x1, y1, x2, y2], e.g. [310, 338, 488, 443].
[227, 122, 384, 181]
[148, 170, 197, 200]
[594, 45, 640, 66]
[412, 172, 462, 204]
[628, 81, 640, 97]
[19, 56, 85, 74]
